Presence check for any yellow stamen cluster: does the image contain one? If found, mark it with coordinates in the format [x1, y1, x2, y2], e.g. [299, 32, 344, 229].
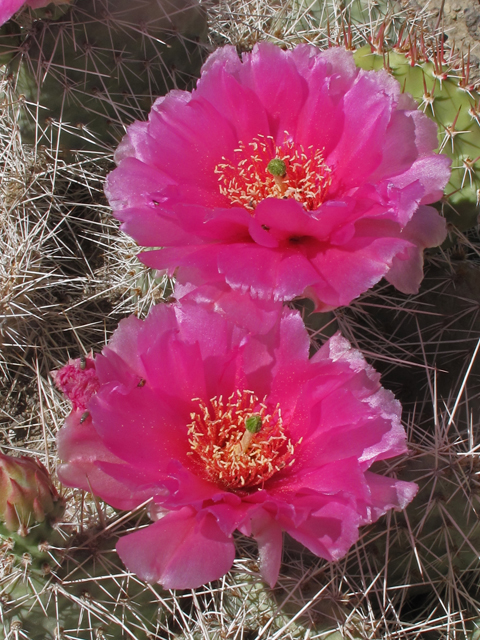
[215, 134, 332, 213]
[187, 390, 295, 491]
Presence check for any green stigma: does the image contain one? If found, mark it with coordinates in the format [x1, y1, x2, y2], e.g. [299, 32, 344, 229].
[266, 158, 286, 177]
[245, 415, 263, 434]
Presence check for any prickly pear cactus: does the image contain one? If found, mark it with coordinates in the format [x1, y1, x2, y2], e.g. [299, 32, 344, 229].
[293, 0, 407, 45]
[2, 0, 480, 638]
[0, 454, 179, 639]
[209, 0, 424, 51]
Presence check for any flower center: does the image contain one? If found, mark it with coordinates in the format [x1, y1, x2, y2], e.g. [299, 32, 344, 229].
[187, 390, 296, 491]
[215, 134, 332, 212]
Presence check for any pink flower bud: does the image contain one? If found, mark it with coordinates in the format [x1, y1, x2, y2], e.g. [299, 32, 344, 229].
[51, 356, 100, 412]
[0, 454, 65, 536]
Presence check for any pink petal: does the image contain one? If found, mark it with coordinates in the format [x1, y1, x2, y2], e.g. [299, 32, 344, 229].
[95, 314, 146, 386]
[104, 157, 175, 212]
[116, 206, 203, 247]
[385, 205, 447, 293]
[140, 244, 224, 281]
[98, 458, 221, 509]
[217, 243, 321, 302]
[147, 93, 238, 190]
[251, 509, 284, 587]
[175, 281, 284, 335]
[364, 472, 419, 521]
[250, 308, 312, 412]
[295, 47, 356, 157]
[367, 110, 418, 182]
[286, 332, 404, 463]
[198, 49, 271, 139]
[308, 236, 412, 309]
[327, 69, 400, 192]
[116, 507, 235, 589]
[235, 42, 308, 138]
[252, 198, 331, 242]
[57, 412, 149, 510]
[204, 498, 254, 536]
[0, 0, 27, 24]
[139, 331, 207, 403]
[389, 154, 451, 205]
[173, 300, 250, 398]
[284, 500, 361, 561]
[89, 386, 191, 472]
[270, 457, 370, 502]
[407, 106, 442, 157]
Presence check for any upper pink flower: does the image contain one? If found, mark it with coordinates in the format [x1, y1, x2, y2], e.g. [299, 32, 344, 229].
[105, 43, 450, 312]
[56, 301, 417, 589]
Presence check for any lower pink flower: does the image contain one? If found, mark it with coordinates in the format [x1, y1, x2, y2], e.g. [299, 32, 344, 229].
[56, 302, 417, 589]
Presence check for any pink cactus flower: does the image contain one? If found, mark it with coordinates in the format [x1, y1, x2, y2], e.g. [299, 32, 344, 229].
[51, 356, 100, 412]
[0, 0, 69, 26]
[56, 302, 417, 589]
[105, 43, 450, 312]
